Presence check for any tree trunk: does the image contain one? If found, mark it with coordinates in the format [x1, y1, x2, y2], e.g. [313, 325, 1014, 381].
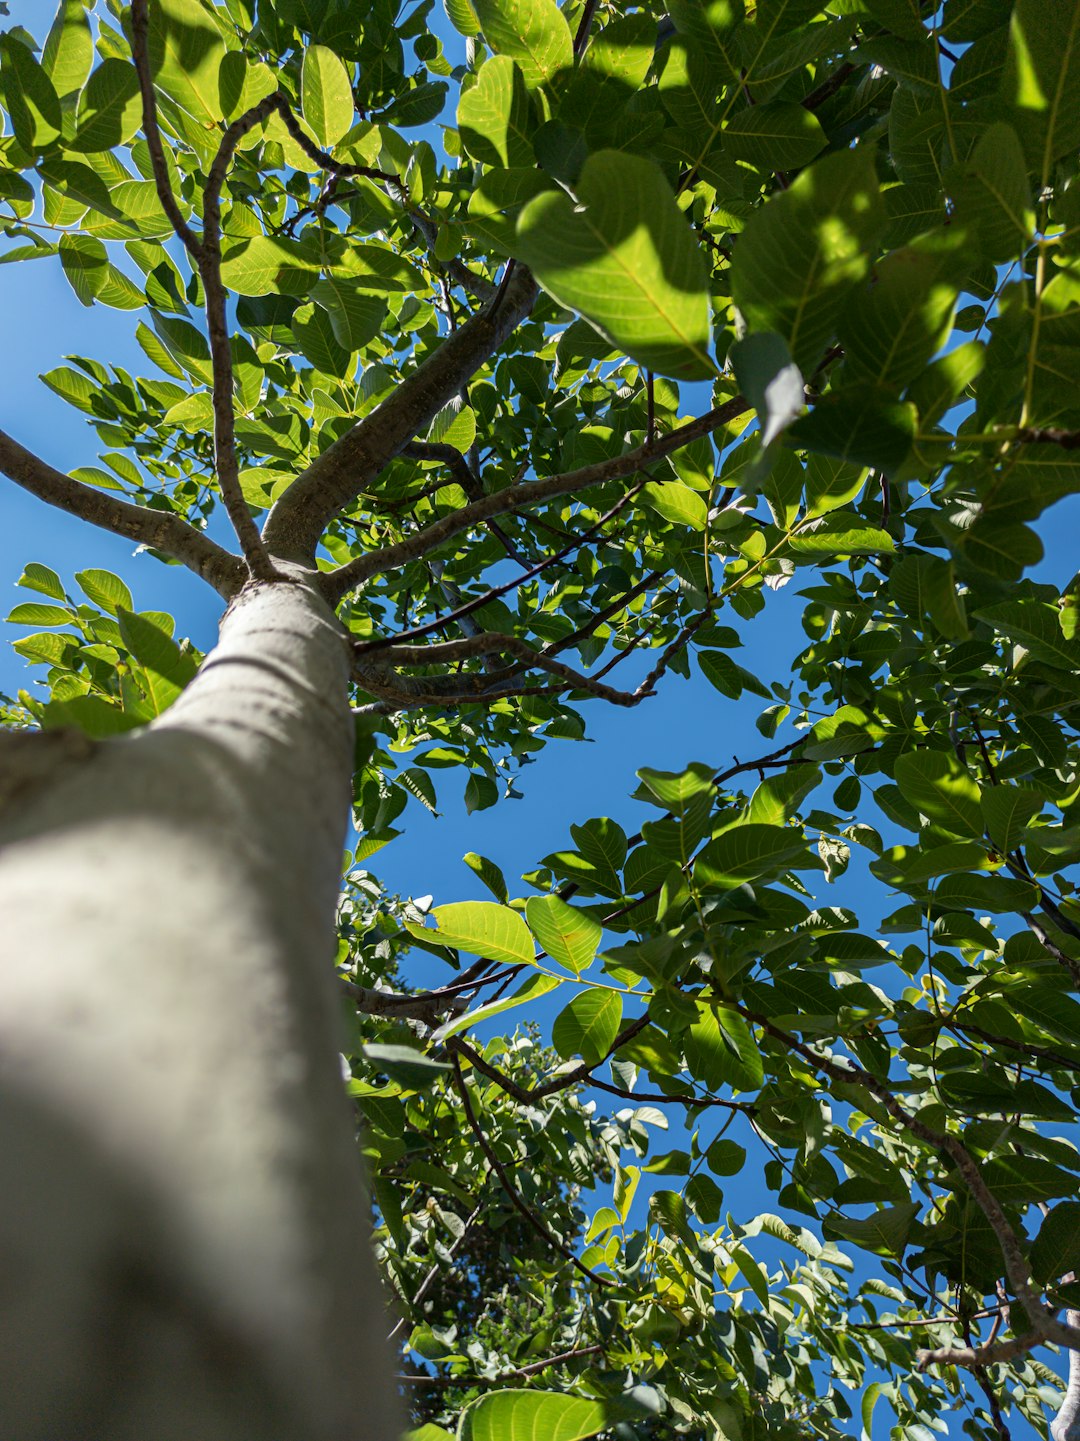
[0, 573, 401, 1440]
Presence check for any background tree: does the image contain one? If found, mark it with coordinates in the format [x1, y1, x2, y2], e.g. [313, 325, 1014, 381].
[3, 0, 1080, 1438]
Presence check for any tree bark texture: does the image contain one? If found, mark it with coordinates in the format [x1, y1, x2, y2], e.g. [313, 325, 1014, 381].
[0, 573, 401, 1440]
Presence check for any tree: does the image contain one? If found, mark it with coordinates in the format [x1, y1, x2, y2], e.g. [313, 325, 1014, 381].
[3, 0, 1080, 1435]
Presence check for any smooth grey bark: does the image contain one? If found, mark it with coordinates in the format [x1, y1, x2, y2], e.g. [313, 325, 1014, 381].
[0, 572, 400, 1440]
[1054, 1311, 1080, 1441]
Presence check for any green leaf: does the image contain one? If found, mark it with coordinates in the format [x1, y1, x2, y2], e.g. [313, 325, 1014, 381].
[861, 1383, 886, 1441]
[979, 1155, 1077, 1204]
[0, 35, 62, 149]
[826, 1202, 919, 1256]
[463, 852, 509, 904]
[551, 988, 623, 1066]
[6, 603, 71, 626]
[39, 158, 132, 226]
[444, 0, 481, 36]
[840, 228, 966, 388]
[525, 895, 602, 975]
[1031, 1201, 1080, 1283]
[934, 872, 1038, 912]
[788, 513, 896, 557]
[730, 333, 804, 448]
[514, 150, 713, 380]
[42, 693, 140, 737]
[976, 599, 1080, 670]
[301, 45, 354, 147]
[458, 1390, 609, 1441]
[707, 1138, 747, 1176]
[116, 608, 196, 713]
[698, 651, 772, 701]
[468, 166, 555, 253]
[362, 1043, 450, 1090]
[685, 1003, 763, 1092]
[637, 763, 714, 813]
[723, 102, 826, 171]
[472, 0, 573, 88]
[220, 236, 317, 297]
[147, 0, 228, 124]
[70, 57, 142, 153]
[732, 147, 884, 372]
[459, 56, 533, 168]
[75, 568, 133, 616]
[788, 388, 917, 475]
[950, 122, 1034, 262]
[41, 0, 94, 98]
[464, 773, 498, 813]
[406, 901, 535, 966]
[980, 786, 1043, 853]
[695, 823, 811, 886]
[17, 563, 65, 600]
[642, 481, 708, 530]
[747, 767, 820, 825]
[152, 316, 215, 385]
[58, 233, 109, 306]
[804, 456, 869, 519]
[291, 301, 353, 376]
[1005, 986, 1080, 1048]
[894, 751, 984, 838]
[1002, 0, 1080, 185]
[890, 554, 969, 639]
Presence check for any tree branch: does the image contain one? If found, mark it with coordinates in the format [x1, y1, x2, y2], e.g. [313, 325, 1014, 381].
[200, 99, 283, 580]
[591, 1077, 755, 1112]
[265, 268, 539, 562]
[353, 606, 716, 712]
[341, 980, 466, 1025]
[402, 441, 529, 566]
[324, 395, 749, 602]
[574, 0, 602, 53]
[0, 430, 245, 597]
[129, 0, 201, 258]
[915, 1330, 1043, 1373]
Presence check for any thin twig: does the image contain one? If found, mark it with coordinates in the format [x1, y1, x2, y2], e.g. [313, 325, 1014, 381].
[451, 1013, 650, 1103]
[737, 1004, 1080, 1357]
[357, 630, 679, 708]
[387, 1199, 485, 1342]
[355, 481, 649, 652]
[399, 1343, 604, 1387]
[323, 395, 750, 601]
[450, 1057, 612, 1287]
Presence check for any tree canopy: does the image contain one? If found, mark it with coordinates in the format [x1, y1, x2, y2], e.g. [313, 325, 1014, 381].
[4, 0, 1080, 1437]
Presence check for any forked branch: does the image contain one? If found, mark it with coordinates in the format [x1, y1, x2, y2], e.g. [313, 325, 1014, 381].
[265, 266, 540, 560]
[130, 0, 276, 580]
